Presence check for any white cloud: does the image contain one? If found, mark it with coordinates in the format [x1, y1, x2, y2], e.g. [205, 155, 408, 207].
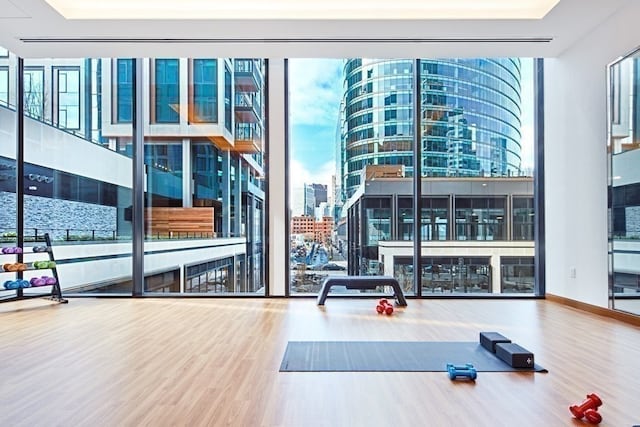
[520, 124, 534, 170]
[288, 59, 343, 127]
[289, 158, 335, 193]
[288, 158, 336, 216]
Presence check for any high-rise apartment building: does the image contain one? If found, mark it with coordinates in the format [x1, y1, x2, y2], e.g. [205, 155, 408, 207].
[100, 58, 265, 237]
[340, 59, 523, 198]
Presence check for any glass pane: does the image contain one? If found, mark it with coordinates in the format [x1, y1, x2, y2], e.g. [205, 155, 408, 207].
[20, 56, 132, 296]
[116, 59, 133, 123]
[417, 58, 536, 295]
[288, 59, 354, 295]
[192, 59, 218, 123]
[143, 58, 266, 295]
[288, 58, 537, 298]
[54, 67, 80, 130]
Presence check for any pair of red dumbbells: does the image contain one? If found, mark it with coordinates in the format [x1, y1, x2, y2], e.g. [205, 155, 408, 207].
[570, 393, 603, 424]
[375, 299, 394, 315]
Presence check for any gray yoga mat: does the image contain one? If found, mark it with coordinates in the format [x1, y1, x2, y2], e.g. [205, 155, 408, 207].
[279, 341, 548, 372]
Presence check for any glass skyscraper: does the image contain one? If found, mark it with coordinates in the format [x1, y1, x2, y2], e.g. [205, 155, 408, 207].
[341, 58, 523, 198]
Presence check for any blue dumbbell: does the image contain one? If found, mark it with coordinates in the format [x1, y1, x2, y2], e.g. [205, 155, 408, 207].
[3, 280, 20, 290]
[447, 363, 477, 380]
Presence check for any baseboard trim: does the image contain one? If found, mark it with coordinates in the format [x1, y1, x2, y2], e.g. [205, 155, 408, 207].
[546, 294, 640, 327]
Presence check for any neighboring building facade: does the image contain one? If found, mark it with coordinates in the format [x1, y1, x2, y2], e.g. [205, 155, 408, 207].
[0, 53, 267, 294]
[291, 215, 315, 239]
[291, 215, 334, 244]
[101, 57, 267, 292]
[314, 216, 334, 243]
[345, 171, 534, 294]
[340, 58, 523, 199]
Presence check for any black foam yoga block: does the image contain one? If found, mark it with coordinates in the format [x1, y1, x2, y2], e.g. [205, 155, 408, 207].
[479, 332, 511, 353]
[495, 342, 535, 368]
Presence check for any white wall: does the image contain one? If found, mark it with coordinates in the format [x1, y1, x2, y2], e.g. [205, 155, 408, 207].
[544, 1, 640, 306]
[268, 59, 287, 296]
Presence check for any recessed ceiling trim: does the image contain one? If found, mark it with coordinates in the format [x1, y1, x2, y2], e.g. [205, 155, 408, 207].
[44, 0, 561, 20]
[19, 37, 554, 44]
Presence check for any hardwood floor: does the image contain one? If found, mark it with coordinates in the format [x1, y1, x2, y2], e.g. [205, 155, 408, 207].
[1, 297, 639, 427]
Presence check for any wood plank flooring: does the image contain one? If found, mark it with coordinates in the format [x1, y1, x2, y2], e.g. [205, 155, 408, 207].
[1, 297, 639, 427]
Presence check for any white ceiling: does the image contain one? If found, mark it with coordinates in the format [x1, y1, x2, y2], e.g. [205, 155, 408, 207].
[43, 0, 561, 21]
[0, 0, 632, 58]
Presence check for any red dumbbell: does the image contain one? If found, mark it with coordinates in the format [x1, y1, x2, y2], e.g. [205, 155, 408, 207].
[376, 299, 393, 315]
[584, 409, 602, 424]
[569, 393, 602, 424]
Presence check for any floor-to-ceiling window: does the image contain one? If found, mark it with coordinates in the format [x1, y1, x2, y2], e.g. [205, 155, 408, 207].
[0, 52, 133, 298]
[142, 57, 266, 295]
[1, 52, 267, 299]
[288, 58, 539, 297]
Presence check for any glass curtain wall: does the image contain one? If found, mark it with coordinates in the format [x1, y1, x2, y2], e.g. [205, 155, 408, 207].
[287, 57, 537, 297]
[142, 57, 266, 295]
[0, 51, 133, 297]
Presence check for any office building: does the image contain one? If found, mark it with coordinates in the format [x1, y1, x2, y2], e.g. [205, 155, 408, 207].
[341, 58, 523, 198]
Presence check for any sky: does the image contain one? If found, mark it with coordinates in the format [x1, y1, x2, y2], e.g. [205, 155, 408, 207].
[288, 58, 536, 198]
[288, 59, 344, 196]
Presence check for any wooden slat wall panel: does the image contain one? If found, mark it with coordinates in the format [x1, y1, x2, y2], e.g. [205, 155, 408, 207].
[145, 207, 215, 236]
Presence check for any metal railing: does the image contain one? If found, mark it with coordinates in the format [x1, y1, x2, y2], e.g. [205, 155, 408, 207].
[0, 228, 225, 242]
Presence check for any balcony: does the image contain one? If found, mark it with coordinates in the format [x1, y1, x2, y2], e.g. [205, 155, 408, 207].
[234, 59, 262, 92]
[234, 123, 262, 154]
[234, 92, 261, 123]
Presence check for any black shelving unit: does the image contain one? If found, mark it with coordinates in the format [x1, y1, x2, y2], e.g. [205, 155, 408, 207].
[1, 232, 67, 304]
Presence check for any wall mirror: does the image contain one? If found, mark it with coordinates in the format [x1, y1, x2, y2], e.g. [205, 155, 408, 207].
[608, 48, 640, 315]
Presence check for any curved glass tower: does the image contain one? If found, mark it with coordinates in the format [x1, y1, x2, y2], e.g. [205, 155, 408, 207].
[341, 58, 522, 198]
